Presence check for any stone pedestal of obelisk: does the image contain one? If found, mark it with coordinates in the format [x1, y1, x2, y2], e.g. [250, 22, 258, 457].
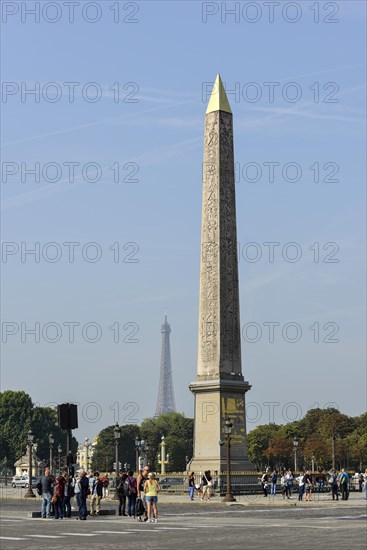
[189, 75, 252, 473]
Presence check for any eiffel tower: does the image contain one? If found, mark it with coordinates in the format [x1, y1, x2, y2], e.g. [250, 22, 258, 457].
[154, 311, 176, 417]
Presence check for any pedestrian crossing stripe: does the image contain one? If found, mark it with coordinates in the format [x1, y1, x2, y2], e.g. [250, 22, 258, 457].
[27, 535, 64, 538]
[60, 533, 97, 537]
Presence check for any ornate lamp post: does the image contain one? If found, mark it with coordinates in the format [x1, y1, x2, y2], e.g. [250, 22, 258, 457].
[135, 438, 149, 471]
[49, 434, 54, 475]
[4, 457, 8, 486]
[25, 429, 36, 498]
[331, 433, 336, 470]
[220, 418, 235, 503]
[57, 444, 62, 473]
[113, 423, 121, 500]
[293, 437, 299, 473]
[84, 437, 89, 471]
[157, 436, 170, 475]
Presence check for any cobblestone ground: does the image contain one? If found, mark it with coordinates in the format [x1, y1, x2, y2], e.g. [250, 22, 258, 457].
[1, 490, 366, 550]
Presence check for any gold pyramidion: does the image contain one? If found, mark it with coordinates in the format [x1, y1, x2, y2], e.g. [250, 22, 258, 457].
[206, 74, 232, 114]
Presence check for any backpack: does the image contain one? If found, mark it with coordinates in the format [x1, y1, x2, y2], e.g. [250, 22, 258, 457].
[36, 481, 43, 496]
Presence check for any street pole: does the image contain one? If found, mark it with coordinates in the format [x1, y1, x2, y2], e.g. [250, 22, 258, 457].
[49, 434, 54, 476]
[4, 457, 8, 486]
[222, 418, 235, 503]
[293, 437, 298, 473]
[113, 423, 121, 500]
[332, 435, 335, 470]
[58, 445, 62, 473]
[25, 429, 36, 498]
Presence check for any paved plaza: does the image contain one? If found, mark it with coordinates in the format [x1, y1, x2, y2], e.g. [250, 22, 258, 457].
[0, 491, 366, 550]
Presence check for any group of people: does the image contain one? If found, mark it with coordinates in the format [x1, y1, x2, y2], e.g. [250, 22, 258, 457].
[39, 465, 161, 523]
[188, 471, 213, 501]
[260, 467, 366, 502]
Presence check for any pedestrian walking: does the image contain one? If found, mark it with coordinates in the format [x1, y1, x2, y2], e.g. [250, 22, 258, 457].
[144, 472, 160, 523]
[201, 470, 213, 501]
[188, 472, 195, 501]
[90, 472, 103, 516]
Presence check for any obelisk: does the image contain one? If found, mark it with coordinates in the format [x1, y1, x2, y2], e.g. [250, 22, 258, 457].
[189, 75, 252, 473]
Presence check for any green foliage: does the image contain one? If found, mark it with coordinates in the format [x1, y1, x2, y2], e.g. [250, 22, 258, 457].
[92, 424, 141, 472]
[247, 423, 280, 469]
[0, 391, 77, 469]
[248, 406, 365, 471]
[140, 413, 193, 472]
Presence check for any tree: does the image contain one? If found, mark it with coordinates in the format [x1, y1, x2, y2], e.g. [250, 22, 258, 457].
[0, 391, 33, 465]
[92, 424, 141, 473]
[140, 413, 193, 472]
[0, 390, 78, 470]
[247, 424, 280, 470]
[302, 434, 329, 469]
[265, 430, 293, 469]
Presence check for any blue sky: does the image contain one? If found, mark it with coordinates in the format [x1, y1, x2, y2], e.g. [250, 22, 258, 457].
[1, 1, 366, 443]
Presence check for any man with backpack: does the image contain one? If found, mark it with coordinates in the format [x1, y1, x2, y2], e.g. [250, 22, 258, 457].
[338, 468, 349, 501]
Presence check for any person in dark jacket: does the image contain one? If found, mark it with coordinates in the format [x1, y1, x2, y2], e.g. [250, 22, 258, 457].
[90, 472, 103, 516]
[117, 472, 129, 516]
[75, 469, 89, 520]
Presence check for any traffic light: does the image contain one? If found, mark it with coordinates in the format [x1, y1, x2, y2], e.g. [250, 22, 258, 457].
[58, 403, 78, 430]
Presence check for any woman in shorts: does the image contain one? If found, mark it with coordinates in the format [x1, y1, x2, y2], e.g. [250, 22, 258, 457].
[143, 472, 160, 523]
[201, 470, 213, 501]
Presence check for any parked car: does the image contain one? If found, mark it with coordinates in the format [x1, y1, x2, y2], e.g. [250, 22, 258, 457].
[158, 477, 185, 491]
[11, 475, 39, 488]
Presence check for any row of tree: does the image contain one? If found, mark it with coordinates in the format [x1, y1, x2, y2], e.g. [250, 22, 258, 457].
[247, 408, 367, 471]
[1, 391, 365, 473]
[0, 391, 78, 468]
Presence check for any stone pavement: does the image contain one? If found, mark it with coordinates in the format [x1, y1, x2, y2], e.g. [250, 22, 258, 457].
[0, 491, 366, 549]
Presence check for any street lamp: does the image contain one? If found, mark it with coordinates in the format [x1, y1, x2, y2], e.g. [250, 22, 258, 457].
[135, 438, 149, 471]
[135, 437, 140, 472]
[84, 437, 89, 471]
[49, 434, 54, 475]
[331, 433, 336, 470]
[113, 423, 121, 500]
[4, 457, 8, 486]
[157, 436, 170, 475]
[293, 437, 299, 473]
[219, 417, 235, 503]
[57, 444, 62, 473]
[25, 429, 36, 498]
